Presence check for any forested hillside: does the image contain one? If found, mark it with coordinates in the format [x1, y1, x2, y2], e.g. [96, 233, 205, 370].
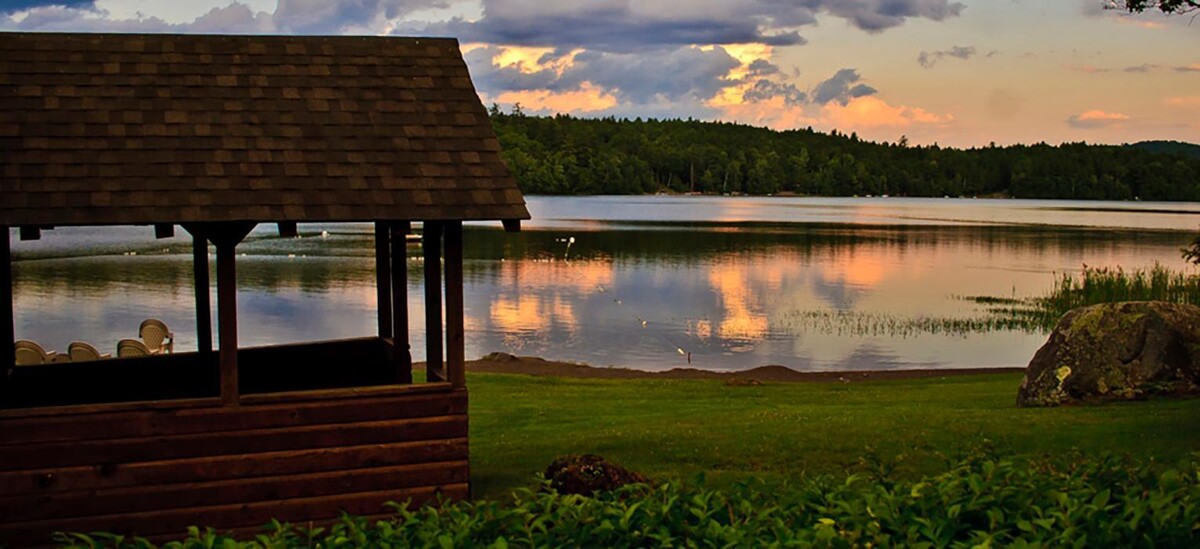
[489, 108, 1200, 201]
[1129, 141, 1200, 160]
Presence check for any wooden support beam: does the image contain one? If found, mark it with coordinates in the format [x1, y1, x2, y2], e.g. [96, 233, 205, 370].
[154, 224, 175, 239]
[391, 222, 412, 384]
[502, 219, 522, 233]
[422, 222, 444, 382]
[1, 227, 13, 388]
[192, 234, 213, 355]
[18, 226, 39, 241]
[375, 222, 392, 340]
[443, 221, 465, 389]
[208, 223, 256, 406]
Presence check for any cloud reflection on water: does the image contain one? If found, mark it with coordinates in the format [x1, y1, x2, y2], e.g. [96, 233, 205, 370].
[10, 197, 1197, 372]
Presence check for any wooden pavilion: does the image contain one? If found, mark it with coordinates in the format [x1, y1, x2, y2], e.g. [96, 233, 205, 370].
[0, 32, 528, 545]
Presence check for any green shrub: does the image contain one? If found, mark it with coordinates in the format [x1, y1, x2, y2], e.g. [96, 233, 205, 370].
[54, 449, 1200, 548]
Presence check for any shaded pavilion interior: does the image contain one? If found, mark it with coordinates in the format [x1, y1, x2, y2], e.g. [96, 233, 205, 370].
[0, 32, 528, 544]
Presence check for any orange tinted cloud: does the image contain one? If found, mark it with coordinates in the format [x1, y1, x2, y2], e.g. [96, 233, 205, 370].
[822, 96, 953, 128]
[492, 83, 618, 113]
[1066, 109, 1130, 129]
[715, 96, 816, 130]
[1165, 96, 1200, 109]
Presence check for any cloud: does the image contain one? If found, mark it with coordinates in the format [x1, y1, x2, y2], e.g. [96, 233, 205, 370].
[0, 0, 93, 13]
[746, 59, 781, 77]
[490, 83, 619, 115]
[273, 0, 448, 34]
[421, 0, 810, 53]
[468, 44, 741, 105]
[811, 68, 877, 106]
[1123, 63, 1159, 73]
[917, 45, 976, 68]
[189, 3, 273, 33]
[1079, 0, 1105, 17]
[2, 0, 452, 34]
[1066, 110, 1130, 129]
[1165, 96, 1200, 109]
[420, 0, 965, 53]
[1176, 64, 1200, 73]
[4, 4, 175, 31]
[821, 0, 965, 32]
[742, 79, 807, 106]
[823, 96, 953, 128]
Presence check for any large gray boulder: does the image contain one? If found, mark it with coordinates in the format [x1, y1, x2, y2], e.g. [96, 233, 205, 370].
[1017, 301, 1200, 407]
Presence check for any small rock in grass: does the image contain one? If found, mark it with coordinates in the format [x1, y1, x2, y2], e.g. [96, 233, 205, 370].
[544, 454, 648, 496]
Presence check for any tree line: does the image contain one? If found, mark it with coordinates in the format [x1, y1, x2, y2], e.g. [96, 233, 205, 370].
[489, 107, 1200, 201]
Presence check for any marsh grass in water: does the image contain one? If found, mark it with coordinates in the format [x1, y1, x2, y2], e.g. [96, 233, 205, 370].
[776, 264, 1200, 338]
[773, 309, 1041, 339]
[979, 263, 1200, 333]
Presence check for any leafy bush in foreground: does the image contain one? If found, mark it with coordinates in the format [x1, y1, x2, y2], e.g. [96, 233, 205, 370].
[56, 450, 1200, 548]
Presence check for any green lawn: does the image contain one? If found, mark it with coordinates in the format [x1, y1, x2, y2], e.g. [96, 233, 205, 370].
[467, 371, 1200, 498]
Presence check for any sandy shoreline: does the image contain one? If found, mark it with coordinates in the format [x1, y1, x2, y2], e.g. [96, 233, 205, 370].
[454, 352, 1025, 383]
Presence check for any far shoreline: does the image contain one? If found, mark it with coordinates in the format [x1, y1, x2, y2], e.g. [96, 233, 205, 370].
[443, 353, 1025, 383]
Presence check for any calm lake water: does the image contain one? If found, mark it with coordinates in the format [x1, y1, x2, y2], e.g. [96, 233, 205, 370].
[11, 196, 1200, 372]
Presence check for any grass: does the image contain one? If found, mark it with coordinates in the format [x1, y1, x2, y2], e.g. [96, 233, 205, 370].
[771, 264, 1200, 338]
[976, 263, 1200, 332]
[467, 370, 1200, 499]
[50, 372, 1200, 546]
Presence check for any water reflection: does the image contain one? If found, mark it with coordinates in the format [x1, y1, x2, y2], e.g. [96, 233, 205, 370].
[10, 197, 1198, 372]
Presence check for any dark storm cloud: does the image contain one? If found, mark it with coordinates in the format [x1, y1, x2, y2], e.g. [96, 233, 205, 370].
[423, 0, 964, 53]
[747, 59, 782, 77]
[0, 0, 92, 13]
[820, 0, 965, 32]
[811, 68, 877, 105]
[917, 45, 976, 68]
[427, 3, 808, 53]
[468, 45, 742, 104]
[743, 79, 808, 106]
[570, 47, 742, 103]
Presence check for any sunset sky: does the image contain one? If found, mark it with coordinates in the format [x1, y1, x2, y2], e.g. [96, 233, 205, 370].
[1, 0, 1197, 147]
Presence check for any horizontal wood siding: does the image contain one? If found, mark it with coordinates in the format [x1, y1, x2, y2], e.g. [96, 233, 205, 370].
[0, 388, 468, 546]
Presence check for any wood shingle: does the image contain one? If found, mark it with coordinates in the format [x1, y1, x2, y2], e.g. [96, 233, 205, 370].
[0, 32, 530, 227]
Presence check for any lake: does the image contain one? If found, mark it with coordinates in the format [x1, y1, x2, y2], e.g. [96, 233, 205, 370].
[10, 196, 1200, 372]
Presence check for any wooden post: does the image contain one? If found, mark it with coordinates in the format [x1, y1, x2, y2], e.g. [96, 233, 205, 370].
[209, 223, 255, 406]
[444, 221, 465, 388]
[423, 222, 444, 382]
[193, 234, 213, 355]
[375, 222, 392, 339]
[1, 227, 13, 384]
[391, 222, 412, 384]
[215, 241, 238, 406]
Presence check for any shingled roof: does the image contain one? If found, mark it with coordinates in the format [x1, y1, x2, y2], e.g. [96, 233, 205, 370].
[0, 32, 529, 227]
